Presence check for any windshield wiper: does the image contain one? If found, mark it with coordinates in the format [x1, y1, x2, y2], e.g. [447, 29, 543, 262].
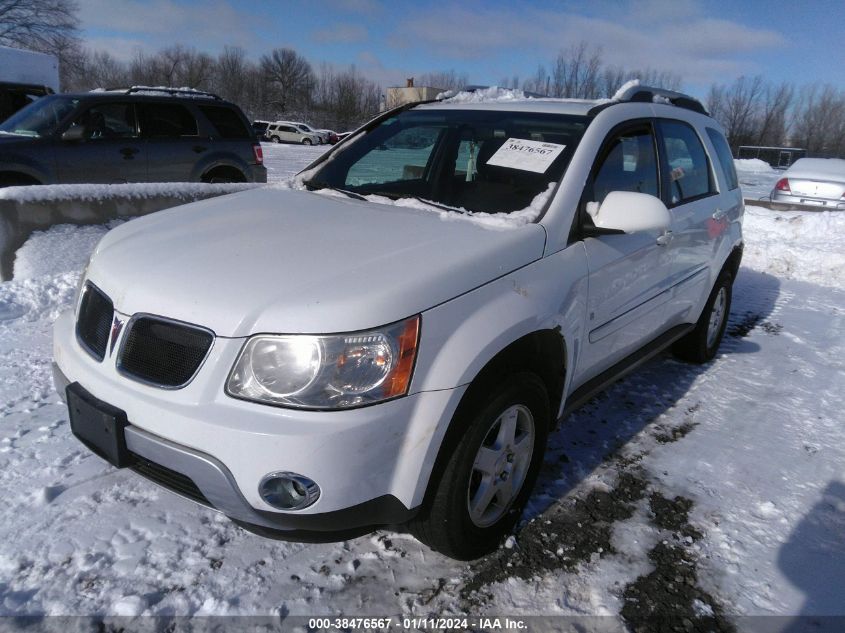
[304, 180, 368, 201]
[411, 197, 470, 214]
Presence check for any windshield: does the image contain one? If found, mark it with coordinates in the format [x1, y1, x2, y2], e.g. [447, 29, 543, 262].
[309, 108, 588, 214]
[0, 95, 79, 138]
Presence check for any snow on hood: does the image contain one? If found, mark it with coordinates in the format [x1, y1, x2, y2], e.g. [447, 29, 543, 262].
[86, 187, 547, 337]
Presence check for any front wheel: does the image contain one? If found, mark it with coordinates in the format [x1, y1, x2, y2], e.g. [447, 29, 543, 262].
[302, 138, 312, 145]
[410, 373, 549, 560]
[673, 271, 732, 363]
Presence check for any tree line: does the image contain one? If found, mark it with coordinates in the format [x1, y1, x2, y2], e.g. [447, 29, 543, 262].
[1, 0, 843, 154]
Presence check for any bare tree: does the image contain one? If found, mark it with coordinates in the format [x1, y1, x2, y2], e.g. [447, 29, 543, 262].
[551, 42, 603, 99]
[755, 82, 793, 147]
[792, 84, 845, 156]
[418, 70, 469, 92]
[64, 49, 130, 90]
[261, 47, 314, 114]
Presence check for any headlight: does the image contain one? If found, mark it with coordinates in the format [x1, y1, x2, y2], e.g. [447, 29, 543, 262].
[226, 315, 420, 409]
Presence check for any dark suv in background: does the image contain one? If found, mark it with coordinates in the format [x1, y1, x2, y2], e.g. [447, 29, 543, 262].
[0, 87, 266, 186]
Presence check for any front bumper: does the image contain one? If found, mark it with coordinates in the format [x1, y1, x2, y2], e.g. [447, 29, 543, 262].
[53, 309, 466, 528]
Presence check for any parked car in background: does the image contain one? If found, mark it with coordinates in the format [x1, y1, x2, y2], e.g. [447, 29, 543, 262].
[319, 129, 339, 144]
[252, 120, 271, 139]
[266, 122, 320, 145]
[770, 158, 845, 210]
[287, 121, 328, 144]
[54, 85, 743, 560]
[0, 46, 59, 123]
[0, 87, 266, 186]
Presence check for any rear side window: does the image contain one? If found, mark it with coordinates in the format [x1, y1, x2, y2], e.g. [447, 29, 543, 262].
[658, 120, 715, 205]
[199, 105, 250, 139]
[706, 128, 739, 191]
[140, 103, 198, 138]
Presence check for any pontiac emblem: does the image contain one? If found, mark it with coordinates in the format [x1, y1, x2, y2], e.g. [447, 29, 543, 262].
[109, 316, 124, 356]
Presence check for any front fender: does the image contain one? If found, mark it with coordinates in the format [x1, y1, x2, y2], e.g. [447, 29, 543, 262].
[412, 242, 589, 413]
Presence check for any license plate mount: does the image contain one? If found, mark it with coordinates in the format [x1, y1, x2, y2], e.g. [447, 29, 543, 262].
[67, 382, 131, 468]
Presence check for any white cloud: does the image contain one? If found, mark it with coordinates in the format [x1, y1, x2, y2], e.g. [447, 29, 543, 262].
[77, 0, 258, 58]
[389, 2, 785, 86]
[313, 23, 369, 44]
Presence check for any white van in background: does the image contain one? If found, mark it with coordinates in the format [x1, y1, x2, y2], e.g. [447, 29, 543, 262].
[0, 46, 60, 122]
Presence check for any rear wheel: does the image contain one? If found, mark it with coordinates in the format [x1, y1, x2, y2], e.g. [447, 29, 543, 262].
[673, 271, 732, 363]
[410, 373, 549, 560]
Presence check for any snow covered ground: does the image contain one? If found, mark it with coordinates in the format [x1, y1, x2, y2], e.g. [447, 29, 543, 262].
[0, 151, 843, 629]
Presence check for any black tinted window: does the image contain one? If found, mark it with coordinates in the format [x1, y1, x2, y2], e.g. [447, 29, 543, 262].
[140, 103, 198, 138]
[73, 103, 137, 139]
[591, 126, 659, 205]
[659, 120, 715, 204]
[706, 127, 739, 190]
[199, 105, 250, 139]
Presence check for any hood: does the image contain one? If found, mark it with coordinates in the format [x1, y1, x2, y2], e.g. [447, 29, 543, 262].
[87, 187, 547, 337]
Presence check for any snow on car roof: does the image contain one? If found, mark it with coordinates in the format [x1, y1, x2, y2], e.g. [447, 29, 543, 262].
[416, 87, 607, 116]
[785, 158, 845, 182]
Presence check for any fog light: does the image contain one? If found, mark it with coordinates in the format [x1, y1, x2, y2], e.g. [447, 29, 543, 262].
[259, 472, 320, 510]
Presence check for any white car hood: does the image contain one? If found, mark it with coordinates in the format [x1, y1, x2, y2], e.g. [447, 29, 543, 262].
[87, 187, 547, 337]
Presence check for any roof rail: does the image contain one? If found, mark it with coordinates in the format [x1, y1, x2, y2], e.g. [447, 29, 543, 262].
[589, 84, 708, 116]
[108, 86, 223, 100]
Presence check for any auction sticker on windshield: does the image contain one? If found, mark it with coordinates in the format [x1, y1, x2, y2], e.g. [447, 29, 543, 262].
[486, 138, 566, 173]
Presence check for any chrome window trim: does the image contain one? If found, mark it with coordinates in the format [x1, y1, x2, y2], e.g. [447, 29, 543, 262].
[115, 312, 215, 390]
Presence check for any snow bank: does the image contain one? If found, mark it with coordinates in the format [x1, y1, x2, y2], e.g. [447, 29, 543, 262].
[734, 158, 776, 174]
[13, 223, 119, 280]
[0, 182, 260, 203]
[743, 205, 845, 288]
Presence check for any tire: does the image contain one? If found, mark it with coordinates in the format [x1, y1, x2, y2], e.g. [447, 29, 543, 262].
[272, 136, 281, 144]
[410, 373, 550, 560]
[302, 138, 312, 145]
[202, 169, 246, 184]
[673, 271, 732, 363]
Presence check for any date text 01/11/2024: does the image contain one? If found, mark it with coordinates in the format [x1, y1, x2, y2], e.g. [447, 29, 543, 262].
[307, 616, 528, 630]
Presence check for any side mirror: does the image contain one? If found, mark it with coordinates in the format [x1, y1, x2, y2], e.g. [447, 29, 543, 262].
[588, 191, 671, 234]
[61, 124, 85, 142]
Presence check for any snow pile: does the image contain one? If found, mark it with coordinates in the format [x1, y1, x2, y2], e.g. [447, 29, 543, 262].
[743, 205, 845, 287]
[734, 158, 775, 174]
[13, 223, 119, 280]
[0, 182, 260, 203]
[438, 86, 531, 103]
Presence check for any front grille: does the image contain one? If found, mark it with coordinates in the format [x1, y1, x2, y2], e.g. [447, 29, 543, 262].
[76, 283, 113, 361]
[131, 455, 211, 507]
[118, 316, 213, 388]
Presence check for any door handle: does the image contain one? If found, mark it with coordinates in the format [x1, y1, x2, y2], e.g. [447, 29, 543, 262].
[712, 208, 727, 220]
[656, 230, 674, 246]
[120, 147, 139, 159]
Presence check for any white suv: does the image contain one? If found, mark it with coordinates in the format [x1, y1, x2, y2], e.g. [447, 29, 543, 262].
[53, 85, 743, 560]
[266, 121, 320, 145]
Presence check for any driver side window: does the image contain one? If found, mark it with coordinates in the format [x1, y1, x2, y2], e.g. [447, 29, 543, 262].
[72, 103, 138, 140]
[589, 125, 659, 206]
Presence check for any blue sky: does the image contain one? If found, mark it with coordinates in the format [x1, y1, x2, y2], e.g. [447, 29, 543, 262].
[77, 0, 844, 98]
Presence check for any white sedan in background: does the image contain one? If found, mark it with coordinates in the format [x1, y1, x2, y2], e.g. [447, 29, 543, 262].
[770, 158, 845, 210]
